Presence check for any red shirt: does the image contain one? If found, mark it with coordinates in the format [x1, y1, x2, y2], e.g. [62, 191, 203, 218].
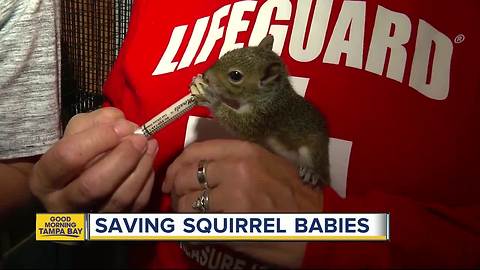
[103, 0, 480, 268]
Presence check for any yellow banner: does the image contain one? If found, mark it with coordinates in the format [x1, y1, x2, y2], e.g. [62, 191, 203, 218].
[36, 214, 85, 241]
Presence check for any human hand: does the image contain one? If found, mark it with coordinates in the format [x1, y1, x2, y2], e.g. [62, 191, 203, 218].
[29, 108, 158, 213]
[162, 139, 323, 268]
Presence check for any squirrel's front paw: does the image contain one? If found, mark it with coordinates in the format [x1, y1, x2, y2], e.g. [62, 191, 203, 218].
[190, 74, 209, 102]
[190, 74, 222, 107]
[298, 166, 324, 187]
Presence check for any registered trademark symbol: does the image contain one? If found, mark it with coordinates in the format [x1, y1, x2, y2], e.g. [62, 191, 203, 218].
[454, 34, 465, 44]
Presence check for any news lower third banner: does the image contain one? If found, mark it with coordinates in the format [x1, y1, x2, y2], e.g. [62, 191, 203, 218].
[36, 213, 390, 241]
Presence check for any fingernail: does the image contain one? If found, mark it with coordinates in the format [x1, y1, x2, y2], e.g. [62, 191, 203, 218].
[113, 120, 135, 137]
[161, 181, 168, 193]
[146, 139, 159, 155]
[129, 135, 148, 153]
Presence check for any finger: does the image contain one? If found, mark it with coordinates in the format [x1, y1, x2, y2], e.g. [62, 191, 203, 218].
[131, 170, 155, 212]
[176, 185, 233, 213]
[41, 119, 139, 185]
[176, 190, 210, 213]
[168, 160, 235, 196]
[61, 135, 148, 209]
[64, 107, 126, 136]
[163, 140, 255, 193]
[174, 139, 252, 167]
[83, 120, 139, 169]
[33, 124, 123, 190]
[164, 140, 239, 187]
[101, 139, 158, 212]
[171, 193, 180, 212]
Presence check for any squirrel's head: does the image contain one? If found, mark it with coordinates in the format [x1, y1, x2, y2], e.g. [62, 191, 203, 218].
[204, 35, 288, 110]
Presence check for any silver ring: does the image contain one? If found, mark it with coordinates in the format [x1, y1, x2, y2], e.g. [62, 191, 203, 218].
[192, 189, 209, 213]
[197, 160, 209, 190]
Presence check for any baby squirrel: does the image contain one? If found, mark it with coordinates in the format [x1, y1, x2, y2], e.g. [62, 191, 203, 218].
[195, 35, 330, 187]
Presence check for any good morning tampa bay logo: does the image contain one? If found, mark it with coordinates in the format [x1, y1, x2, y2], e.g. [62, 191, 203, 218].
[36, 214, 85, 241]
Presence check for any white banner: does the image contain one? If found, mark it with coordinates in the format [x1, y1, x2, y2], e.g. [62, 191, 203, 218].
[87, 213, 389, 241]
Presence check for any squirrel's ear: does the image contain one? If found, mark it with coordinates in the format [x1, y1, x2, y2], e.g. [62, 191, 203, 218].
[258, 35, 274, 51]
[260, 62, 281, 87]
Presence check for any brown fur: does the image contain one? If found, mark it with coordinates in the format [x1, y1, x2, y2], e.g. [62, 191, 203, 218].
[203, 35, 330, 187]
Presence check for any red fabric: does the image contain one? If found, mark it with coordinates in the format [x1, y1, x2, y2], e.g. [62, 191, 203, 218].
[103, 0, 480, 268]
[302, 187, 480, 268]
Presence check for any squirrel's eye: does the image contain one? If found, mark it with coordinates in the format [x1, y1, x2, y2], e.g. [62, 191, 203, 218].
[228, 70, 244, 84]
